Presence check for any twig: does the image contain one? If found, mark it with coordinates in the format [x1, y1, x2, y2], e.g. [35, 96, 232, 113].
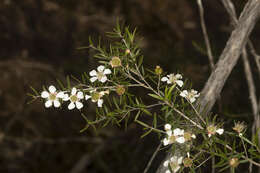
[143, 142, 162, 173]
[197, 0, 215, 70]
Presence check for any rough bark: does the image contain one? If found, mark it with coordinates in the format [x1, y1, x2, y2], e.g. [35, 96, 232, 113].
[156, 0, 260, 172]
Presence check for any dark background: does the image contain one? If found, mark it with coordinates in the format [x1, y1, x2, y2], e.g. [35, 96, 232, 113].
[0, 0, 259, 172]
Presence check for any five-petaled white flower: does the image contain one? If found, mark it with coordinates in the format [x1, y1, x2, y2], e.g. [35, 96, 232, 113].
[41, 85, 64, 108]
[85, 90, 109, 107]
[161, 73, 183, 87]
[63, 88, 84, 110]
[180, 89, 200, 103]
[89, 65, 111, 83]
[164, 156, 183, 173]
[163, 125, 195, 146]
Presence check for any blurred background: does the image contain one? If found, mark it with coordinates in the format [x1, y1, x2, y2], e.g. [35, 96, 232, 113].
[0, 0, 260, 172]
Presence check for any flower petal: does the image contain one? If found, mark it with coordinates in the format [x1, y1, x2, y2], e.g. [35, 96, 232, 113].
[176, 136, 185, 143]
[90, 77, 98, 83]
[48, 85, 56, 93]
[163, 138, 169, 146]
[97, 99, 104, 107]
[45, 100, 52, 108]
[189, 97, 196, 103]
[54, 100, 61, 107]
[164, 124, 172, 131]
[216, 128, 224, 135]
[77, 92, 84, 99]
[41, 91, 49, 98]
[97, 65, 105, 72]
[68, 102, 75, 110]
[85, 95, 91, 100]
[163, 161, 169, 167]
[180, 90, 188, 97]
[100, 76, 107, 83]
[63, 94, 70, 101]
[178, 157, 183, 164]
[76, 101, 83, 109]
[165, 170, 171, 173]
[161, 77, 168, 82]
[56, 92, 64, 98]
[71, 88, 77, 95]
[89, 70, 97, 76]
[104, 69, 111, 75]
[176, 80, 183, 87]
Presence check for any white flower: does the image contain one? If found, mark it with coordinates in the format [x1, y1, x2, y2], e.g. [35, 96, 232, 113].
[180, 89, 200, 103]
[161, 73, 183, 87]
[89, 65, 111, 83]
[85, 90, 108, 107]
[164, 156, 183, 173]
[63, 88, 84, 110]
[41, 85, 64, 108]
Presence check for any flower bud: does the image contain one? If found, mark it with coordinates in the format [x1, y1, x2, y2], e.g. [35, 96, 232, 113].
[116, 85, 125, 96]
[183, 157, 193, 167]
[110, 56, 122, 68]
[125, 49, 131, 54]
[233, 122, 246, 135]
[155, 66, 163, 75]
[229, 158, 239, 168]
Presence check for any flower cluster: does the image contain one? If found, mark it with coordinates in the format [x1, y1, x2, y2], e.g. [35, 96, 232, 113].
[161, 73, 200, 103]
[163, 124, 196, 146]
[41, 65, 112, 110]
[163, 156, 183, 173]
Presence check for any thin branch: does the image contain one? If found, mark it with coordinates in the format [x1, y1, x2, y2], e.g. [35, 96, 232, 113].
[197, 0, 215, 70]
[143, 142, 162, 173]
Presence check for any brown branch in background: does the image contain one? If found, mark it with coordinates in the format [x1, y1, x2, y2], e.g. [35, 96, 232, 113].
[197, 0, 260, 115]
[197, 0, 215, 71]
[156, 0, 260, 172]
[220, 0, 260, 172]
[248, 41, 260, 79]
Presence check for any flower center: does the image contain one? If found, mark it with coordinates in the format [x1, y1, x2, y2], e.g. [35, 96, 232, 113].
[91, 92, 101, 101]
[207, 125, 217, 135]
[70, 95, 78, 102]
[170, 161, 178, 170]
[169, 75, 177, 83]
[49, 93, 57, 101]
[97, 72, 105, 80]
[111, 57, 121, 67]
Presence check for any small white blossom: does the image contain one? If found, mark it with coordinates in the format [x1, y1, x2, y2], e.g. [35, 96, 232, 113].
[89, 65, 111, 83]
[180, 89, 200, 103]
[164, 156, 183, 173]
[173, 128, 184, 136]
[161, 73, 183, 87]
[41, 85, 64, 108]
[85, 90, 109, 107]
[63, 88, 84, 110]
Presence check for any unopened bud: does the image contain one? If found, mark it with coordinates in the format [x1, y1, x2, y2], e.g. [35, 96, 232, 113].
[155, 66, 163, 75]
[116, 85, 125, 96]
[229, 158, 239, 168]
[110, 56, 122, 68]
[183, 158, 193, 167]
